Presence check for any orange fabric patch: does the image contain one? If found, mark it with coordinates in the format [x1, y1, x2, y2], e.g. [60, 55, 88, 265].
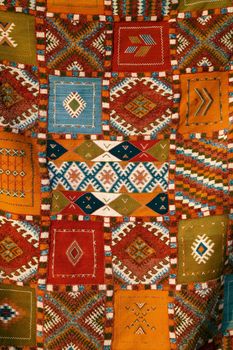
[179, 72, 229, 134]
[112, 290, 170, 350]
[47, 0, 104, 14]
[0, 132, 40, 215]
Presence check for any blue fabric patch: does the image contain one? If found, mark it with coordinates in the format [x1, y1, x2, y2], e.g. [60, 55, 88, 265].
[222, 274, 233, 332]
[48, 76, 102, 134]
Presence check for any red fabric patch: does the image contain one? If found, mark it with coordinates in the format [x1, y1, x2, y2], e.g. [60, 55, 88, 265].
[47, 221, 105, 284]
[112, 21, 171, 72]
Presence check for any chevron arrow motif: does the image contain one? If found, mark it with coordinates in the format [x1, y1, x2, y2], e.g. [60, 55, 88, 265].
[125, 34, 157, 57]
[194, 88, 213, 117]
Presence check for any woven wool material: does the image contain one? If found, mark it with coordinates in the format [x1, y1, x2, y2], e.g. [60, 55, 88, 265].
[0, 0, 232, 349]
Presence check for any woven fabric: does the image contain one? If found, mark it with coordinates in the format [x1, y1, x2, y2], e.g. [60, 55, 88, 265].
[0, 0, 232, 349]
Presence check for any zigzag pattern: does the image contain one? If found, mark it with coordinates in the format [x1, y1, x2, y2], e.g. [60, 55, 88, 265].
[48, 161, 169, 193]
[175, 136, 229, 217]
[174, 286, 220, 349]
[112, 0, 171, 17]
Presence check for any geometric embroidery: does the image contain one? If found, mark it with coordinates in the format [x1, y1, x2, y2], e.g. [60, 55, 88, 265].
[0, 236, 23, 262]
[125, 95, 157, 118]
[175, 134, 229, 218]
[47, 220, 105, 284]
[113, 290, 170, 350]
[0, 216, 40, 283]
[48, 161, 169, 192]
[179, 72, 229, 134]
[45, 17, 106, 72]
[174, 285, 219, 350]
[112, 221, 170, 284]
[125, 237, 155, 263]
[0, 284, 36, 346]
[0, 64, 39, 130]
[0, 303, 19, 324]
[51, 190, 169, 217]
[191, 234, 214, 264]
[63, 92, 86, 119]
[113, 21, 171, 72]
[66, 240, 83, 266]
[110, 76, 173, 136]
[0, 12, 37, 65]
[47, 139, 170, 162]
[112, 0, 171, 18]
[48, 76, 102, 134]
[0, 22, 17, 47]
[176, 15, 233, 69]
[177, 215, 228, 284]
[44, 290, 106, 350]
[0, 132, 41, 215]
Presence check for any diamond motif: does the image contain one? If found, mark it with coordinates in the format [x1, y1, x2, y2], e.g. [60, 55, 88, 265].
[63, 92, 86, 118]
[0, 82, 23, 108]
[125, 94, 157, 118]
[66, 240, 83, 266]
[110, 77, 173, 136]
[75, 193, 104, 214]
[0, 236, 23, 262]
[125, 237, 155, 263]
[191, 234, 215, 264]
[0, 303, 18, 324]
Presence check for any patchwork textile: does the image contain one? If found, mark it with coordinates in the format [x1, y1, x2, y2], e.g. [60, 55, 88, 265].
[0, 0, 232, 349]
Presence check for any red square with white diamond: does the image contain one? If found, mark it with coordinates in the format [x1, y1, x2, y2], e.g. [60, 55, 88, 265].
[47, 221, 105, 284]
[113, 21, 171, 72]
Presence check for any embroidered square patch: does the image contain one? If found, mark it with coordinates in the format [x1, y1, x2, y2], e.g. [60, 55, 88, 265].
[222, 275, 233, 332]
[174, 285, 219, 349]
[0, 12, 36, 65]
[0, 64, 38, 131]
[44, 290, 106, 349]
[47, 0, 104, 14]
[112, 221, 170, 284]
[47, 220, 105, 284]
[0, 284, 36, 346]
[176, 15, 233, 69]
[45, 17, 107, 72]
[177, 215, 228, 284]
[0, 216, 40, 283]
[0, 132, 41, 215]
[112, 290, 170, 350]
[112, 21, 171, 72]
[48, 76, 102, 134]
[110, 76, 173, 137]
[179, 72, 229, 134]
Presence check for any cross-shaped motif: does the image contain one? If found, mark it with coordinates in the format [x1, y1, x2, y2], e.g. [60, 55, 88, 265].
[0, 22, 17, 48]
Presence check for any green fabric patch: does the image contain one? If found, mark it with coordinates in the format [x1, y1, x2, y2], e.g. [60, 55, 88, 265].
[0, 284, 36, 346]
[177, 214, 228, 284]
[0, 12, 37, 65]
[178, 0, 232, 11]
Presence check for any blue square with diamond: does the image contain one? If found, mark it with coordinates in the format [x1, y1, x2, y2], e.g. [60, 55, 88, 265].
[48, 76, 102, 134]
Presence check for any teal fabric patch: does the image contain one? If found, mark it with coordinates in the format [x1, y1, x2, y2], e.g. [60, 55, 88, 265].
[48, 76, 102, 134]
[222, 274, 233, 332]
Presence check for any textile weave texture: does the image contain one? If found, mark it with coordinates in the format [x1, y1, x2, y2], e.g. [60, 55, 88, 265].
[0, 0, 232, 349]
